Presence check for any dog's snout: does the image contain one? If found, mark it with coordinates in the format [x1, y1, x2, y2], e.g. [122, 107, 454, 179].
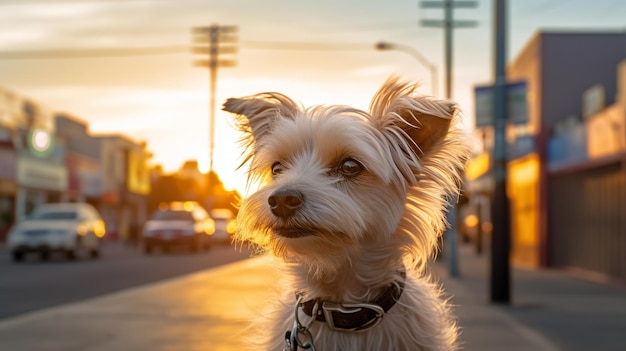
[268, 189, 303, 218]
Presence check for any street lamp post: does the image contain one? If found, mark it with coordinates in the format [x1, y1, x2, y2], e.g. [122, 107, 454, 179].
[375, 41, 439, 97]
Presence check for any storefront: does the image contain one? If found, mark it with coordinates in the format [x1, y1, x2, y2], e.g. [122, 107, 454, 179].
[15, 153, 67, 219]
[14, 126, 67, 219]
[0, 133, 17, 241]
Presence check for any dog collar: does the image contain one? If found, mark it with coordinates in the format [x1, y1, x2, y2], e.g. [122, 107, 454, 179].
[299, 271, 406, 332]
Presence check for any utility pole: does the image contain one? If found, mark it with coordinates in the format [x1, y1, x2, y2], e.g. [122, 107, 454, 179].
[420, 0, 477, 99]
[191, 24, 238, 197]
[420, 0, 477, 278]
[491, 0, 511, 304]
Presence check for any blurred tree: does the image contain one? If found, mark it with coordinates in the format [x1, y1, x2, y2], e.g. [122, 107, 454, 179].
[146, 169, 239, 217]
[146, 175, 184, 215]
[205, 170, 240, 215]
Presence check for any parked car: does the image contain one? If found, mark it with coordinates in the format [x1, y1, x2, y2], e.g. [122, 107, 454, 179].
[142, 201, 214, 254]
[209, 208, 236, 245]
[7, 202, 106, 262]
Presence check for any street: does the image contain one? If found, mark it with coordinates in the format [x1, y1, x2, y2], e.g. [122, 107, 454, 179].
[0, 242, 625, 350]
[0, 240, 254, 320]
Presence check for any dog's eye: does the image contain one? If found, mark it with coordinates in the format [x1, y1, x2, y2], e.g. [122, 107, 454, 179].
[271, 162, 285, 176]
[339, 158, 363, 177]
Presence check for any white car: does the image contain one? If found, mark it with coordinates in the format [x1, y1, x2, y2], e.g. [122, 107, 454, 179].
[142, 201, 214, 254]
[7, 203, 106, 262]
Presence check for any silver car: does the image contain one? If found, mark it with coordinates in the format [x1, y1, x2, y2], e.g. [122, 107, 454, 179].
[142, 201, 214, 254]
[7, 203, 106, 262]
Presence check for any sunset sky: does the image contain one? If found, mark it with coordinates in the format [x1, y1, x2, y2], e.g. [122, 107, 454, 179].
[1, 0, 624, 194]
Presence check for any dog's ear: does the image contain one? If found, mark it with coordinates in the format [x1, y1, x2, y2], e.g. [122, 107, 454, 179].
[223, 93, 299, 142]
[370, 77, 457, 155]
[397, 107, 453, 155]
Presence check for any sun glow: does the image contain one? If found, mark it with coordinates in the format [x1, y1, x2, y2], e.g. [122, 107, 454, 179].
[198, 158, 210, 174]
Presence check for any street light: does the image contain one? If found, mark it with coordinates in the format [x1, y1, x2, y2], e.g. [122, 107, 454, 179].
[375, 41, 439, 97]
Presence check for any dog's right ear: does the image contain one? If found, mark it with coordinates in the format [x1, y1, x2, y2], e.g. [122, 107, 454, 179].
[222, 93, 299, 142]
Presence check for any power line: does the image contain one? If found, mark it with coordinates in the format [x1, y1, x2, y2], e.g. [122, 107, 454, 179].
[514, 0, 576, 19]
[241, 41, 371, 51]
[296, 20, 419, 32]
[0, 0, 166, 4]
[0, 41, 373, 60]
[0, 46, 188, 59]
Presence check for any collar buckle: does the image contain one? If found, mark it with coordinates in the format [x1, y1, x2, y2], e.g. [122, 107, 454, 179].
[321, 302, 385, 332]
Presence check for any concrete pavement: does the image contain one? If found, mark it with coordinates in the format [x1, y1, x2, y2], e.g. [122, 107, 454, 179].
[0, 256, 273, 351]
[434, 244, 626, 351]
[1, 244, 625, 350]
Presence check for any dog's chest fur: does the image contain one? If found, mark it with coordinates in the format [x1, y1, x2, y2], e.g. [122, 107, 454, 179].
[256, 274, 457, 351]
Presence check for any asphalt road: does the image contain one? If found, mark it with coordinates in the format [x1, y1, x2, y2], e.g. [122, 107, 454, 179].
[0, 240, 255, 320]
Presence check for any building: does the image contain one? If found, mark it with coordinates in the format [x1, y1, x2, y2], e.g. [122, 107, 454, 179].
[0, 88, 67, 238]
[55, 115, 102, 204]
[0, 86, 152, 243]
[55, 114, 151, 242]
[96, 134, 151, 242]
[467, 31, 626, 282]
[0, 94, 17, 241]
[545, 59, 626, 281]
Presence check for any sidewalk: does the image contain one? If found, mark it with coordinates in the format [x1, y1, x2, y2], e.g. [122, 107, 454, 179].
[433, 243, 626, 351]
[431, 251, 558, 351]
[0, 244, 625, 350]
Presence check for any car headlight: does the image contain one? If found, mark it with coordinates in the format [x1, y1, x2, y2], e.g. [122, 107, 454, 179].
[226, 220, 237, 234]
[94, 221, 106, 238]
[77, 224, 89, 236]
[204, 220, 215, 235]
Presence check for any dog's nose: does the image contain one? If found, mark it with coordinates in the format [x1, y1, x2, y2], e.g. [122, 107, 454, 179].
[268, 189, 303, 218]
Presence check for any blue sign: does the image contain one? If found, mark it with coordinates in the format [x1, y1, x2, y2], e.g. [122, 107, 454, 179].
[475, 81, 528, 127]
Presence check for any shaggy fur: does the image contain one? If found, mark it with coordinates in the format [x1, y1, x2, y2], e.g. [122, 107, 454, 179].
[223, 77, 469, 351]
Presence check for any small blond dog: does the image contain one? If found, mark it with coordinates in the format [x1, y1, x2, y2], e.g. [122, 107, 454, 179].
[223, 77, 469, 351]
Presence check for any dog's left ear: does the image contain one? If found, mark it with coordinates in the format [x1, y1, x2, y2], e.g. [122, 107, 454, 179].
[223, 93, 299, 142]
[370, 78, 457, 155]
